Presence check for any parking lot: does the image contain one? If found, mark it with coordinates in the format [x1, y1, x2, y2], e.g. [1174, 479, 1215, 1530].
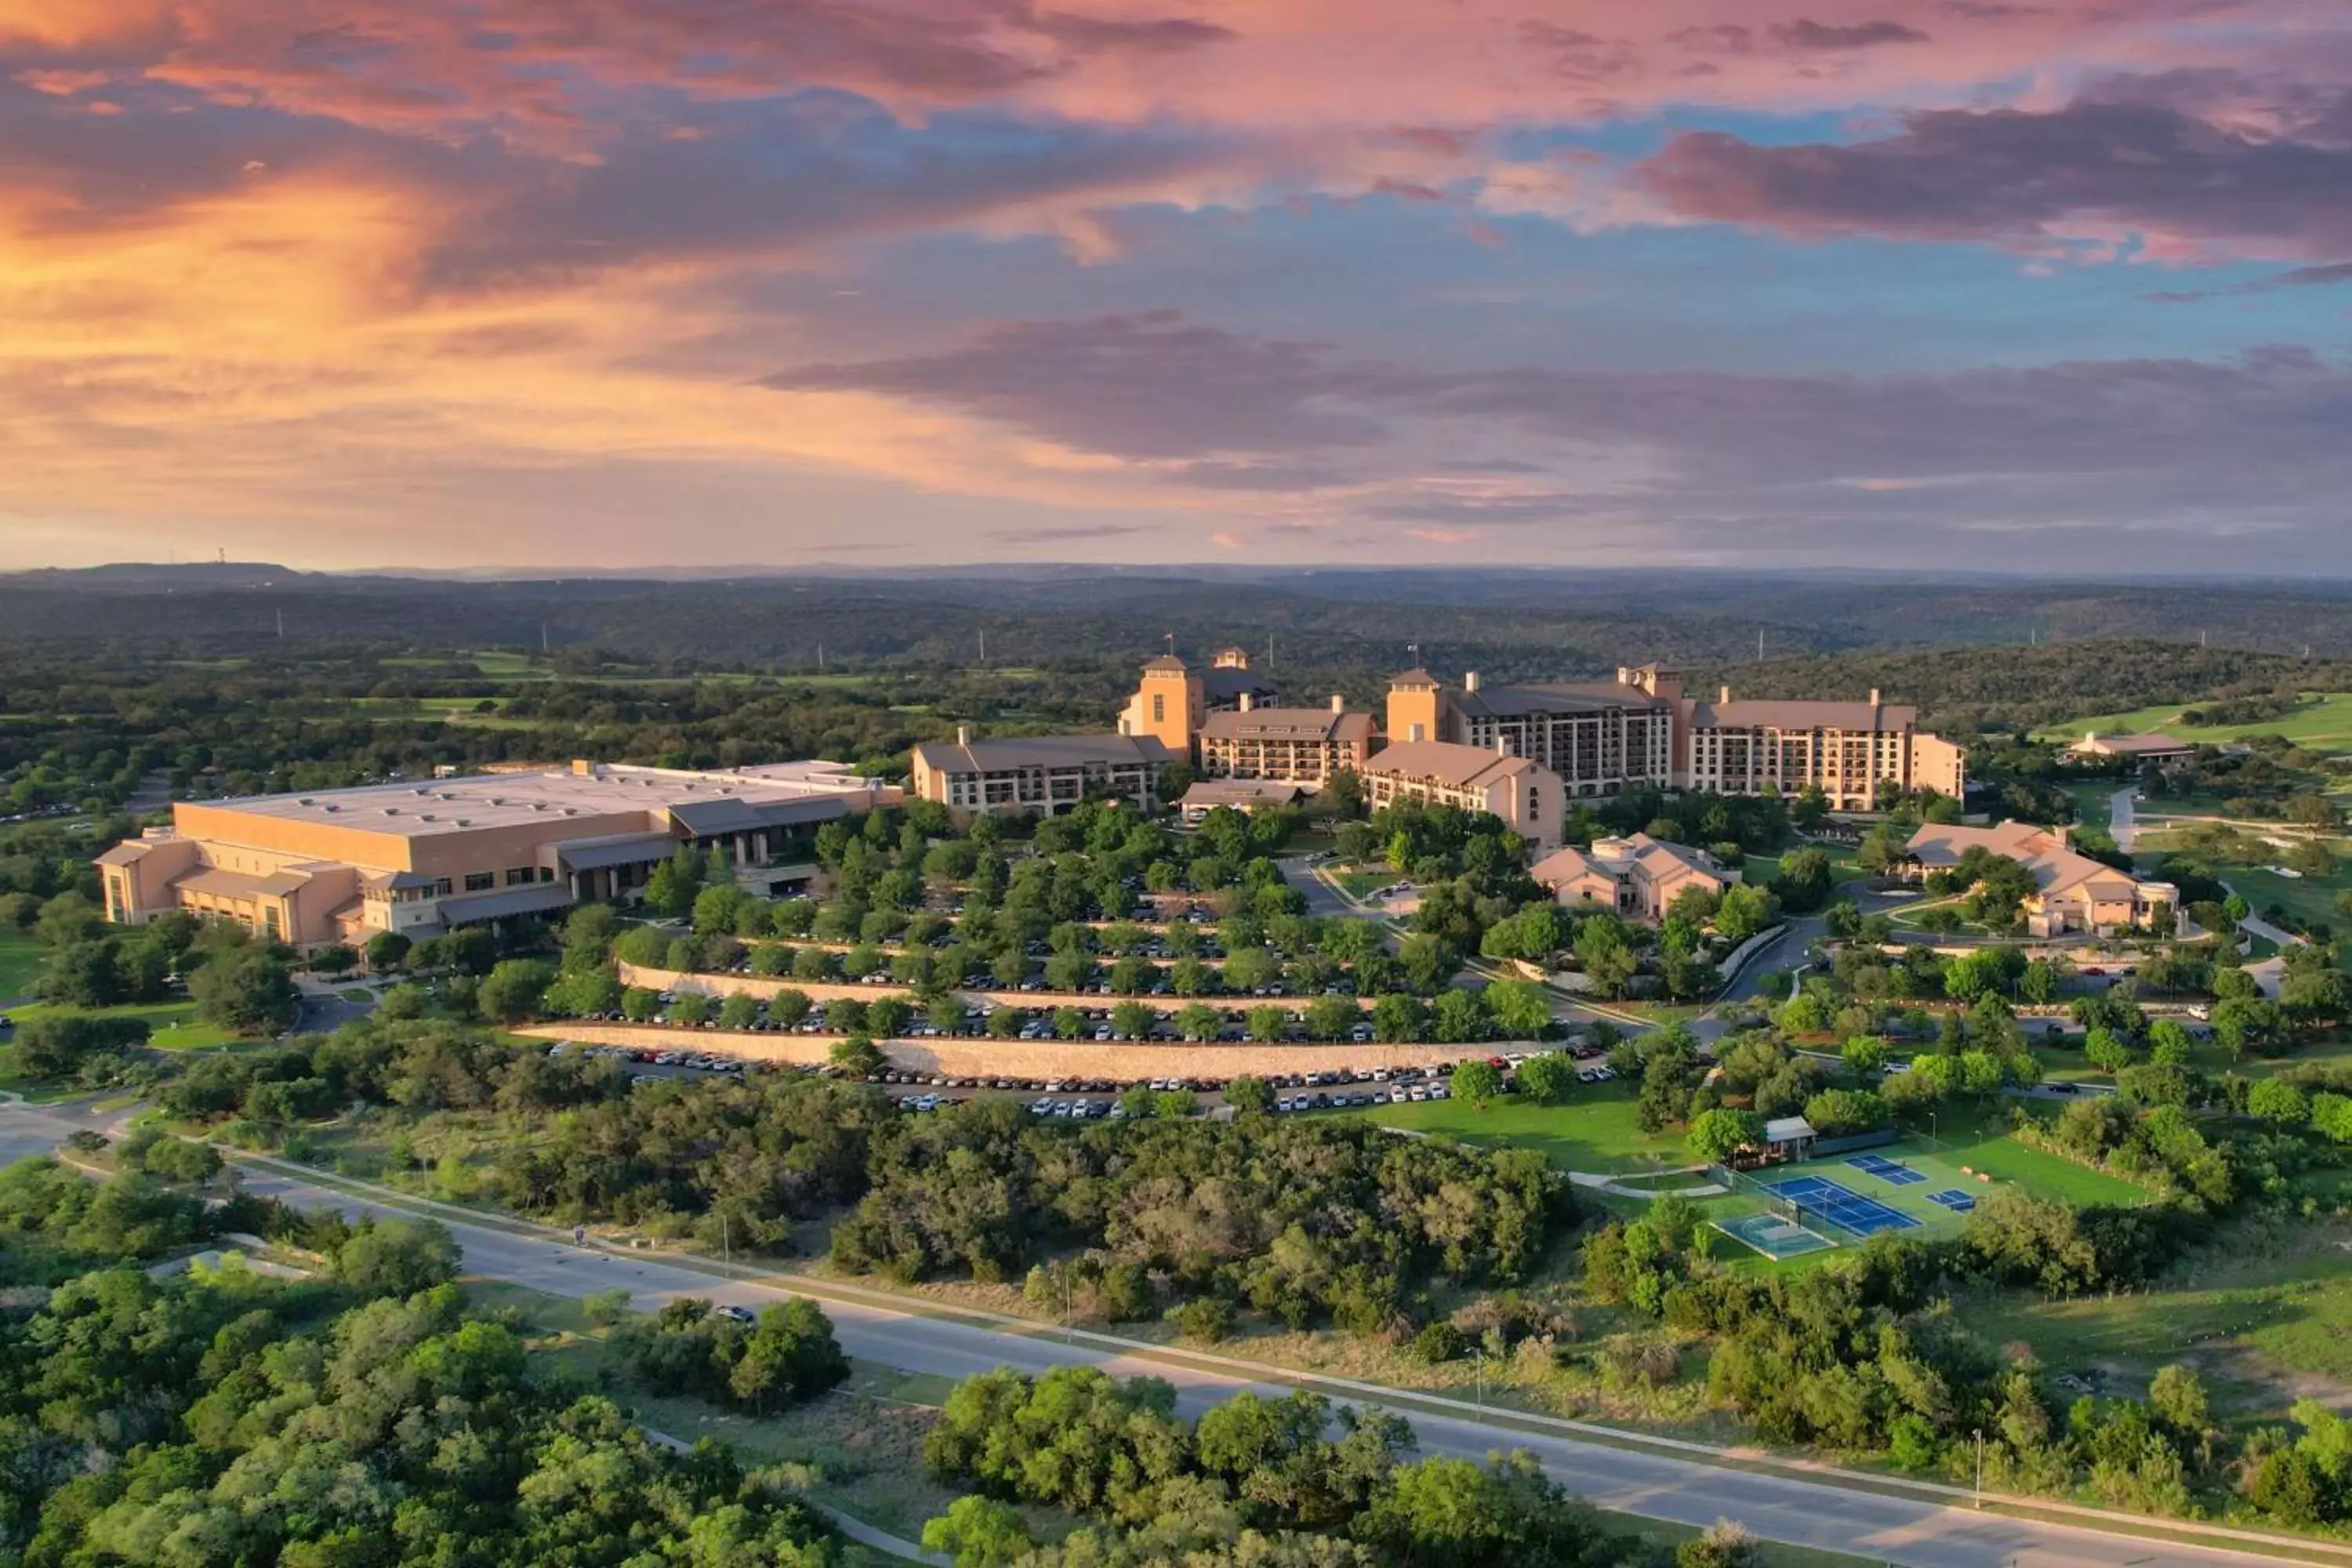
[532, 1039, 1606, 1121]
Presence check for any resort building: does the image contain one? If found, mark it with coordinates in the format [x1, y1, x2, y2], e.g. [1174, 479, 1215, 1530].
[1903, 820, 2180, 937]
[1388, 663, 1964, 810]
[909, 727, 1175, 816]
[96, 760, 895, 948]
[1196, 695, 1377, 786]
[1531, 833, 1740, 922]
[1202, 646, 1278, 712]
[1361, 740, 1565, 848]
[2068, 731, 2194, 764]
[1175, 779, 1306, 823]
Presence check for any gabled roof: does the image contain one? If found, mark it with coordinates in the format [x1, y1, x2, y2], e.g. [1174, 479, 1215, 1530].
[1388, 667, 1440, 688]
[1179, 780, 1305, 809]
[1363, 739, 1539, 789]
[1142, 655, 1189, 672]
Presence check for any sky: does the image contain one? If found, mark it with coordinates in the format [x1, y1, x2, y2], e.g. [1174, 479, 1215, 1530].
[4, 0, 2352, 575]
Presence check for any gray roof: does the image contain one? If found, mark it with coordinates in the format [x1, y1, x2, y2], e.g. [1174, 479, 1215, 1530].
[554, 830, 684, 871]
[1179, 780, 1305, 808]
[435, 883, 576, 924]
[913, 733, 1174, 775]
[1687, 699, 1916, 731]
[1454, 681, 1659, 719]
[1199, 707, 1374, 744]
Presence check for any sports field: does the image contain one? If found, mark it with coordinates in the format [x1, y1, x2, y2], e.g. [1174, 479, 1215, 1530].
[1704, 1123, 2151, 1258]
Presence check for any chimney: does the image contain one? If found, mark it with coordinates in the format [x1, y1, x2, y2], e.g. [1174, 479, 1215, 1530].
[1409, 723, 1426, 743]
[1465, 670, 1481, 693]
[1868, 688, 1881, 706]
[1330, 693, 1345, 713]
[1495, 734, 1510, 756]
[956, 724, 971, 746]
[1239, 691, 1253, 713]
[1719, 685, 1731, 704]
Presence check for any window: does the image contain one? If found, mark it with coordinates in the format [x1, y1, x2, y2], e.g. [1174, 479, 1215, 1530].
[1152, 694, 1165, 723]
[430, 879, 454, 898]
[506, 866, 536, 886]
[464, 872, 495, 892]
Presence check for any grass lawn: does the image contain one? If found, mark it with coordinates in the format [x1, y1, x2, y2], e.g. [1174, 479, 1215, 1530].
[2042, 691, 2352, 757]
[5, 998, 243, 1051]
[1357, 1079, 1697, 1175]
[1330, 867, 1393, 899]
[0, 931, 42, 1000]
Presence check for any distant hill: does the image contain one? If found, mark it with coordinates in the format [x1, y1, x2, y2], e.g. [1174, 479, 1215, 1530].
[4, 568, 2352, 693]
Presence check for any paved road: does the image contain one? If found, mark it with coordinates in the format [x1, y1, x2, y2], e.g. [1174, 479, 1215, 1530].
[212, 1154, 2288, 1568]
[2111, 787, 2140, 855]
[1277, 858, 1363, 920]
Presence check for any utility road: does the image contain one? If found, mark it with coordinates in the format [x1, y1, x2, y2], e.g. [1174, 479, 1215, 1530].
[216, 1153, 2298, 1568]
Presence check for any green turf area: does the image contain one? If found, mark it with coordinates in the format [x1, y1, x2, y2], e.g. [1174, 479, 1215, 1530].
[1744, 844, 1867, 886]
[0, 931, 43, 1000]
[4, 999, 241, 1051]
[2042, 691, 2352, 756]
[1330, 868, 1394, 899]
[1358, 1079, 1694, 1174]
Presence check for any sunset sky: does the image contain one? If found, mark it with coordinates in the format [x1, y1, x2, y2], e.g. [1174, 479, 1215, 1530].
[4, 0, 2350, 573]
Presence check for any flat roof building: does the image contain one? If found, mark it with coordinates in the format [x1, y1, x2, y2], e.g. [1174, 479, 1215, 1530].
[97, 760, 895, 949]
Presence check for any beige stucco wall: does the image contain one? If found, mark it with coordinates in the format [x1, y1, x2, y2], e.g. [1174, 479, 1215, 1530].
[515, 1021, 1489, 1081]
[616, 962, 1374, 1015]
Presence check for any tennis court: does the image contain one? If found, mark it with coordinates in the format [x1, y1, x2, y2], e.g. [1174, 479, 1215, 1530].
[1846, 1152, 1926, 1187]
[1927, 1188, 1978, 1213]
[1715, 1210, 1835, 1260]
[1766, 1174, 1921, 1237]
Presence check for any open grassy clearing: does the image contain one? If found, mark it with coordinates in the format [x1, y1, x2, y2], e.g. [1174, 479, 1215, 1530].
[5, 997, 241, 1050]
[2042, 691, 2352, 756]
[2136, 823, 2352, 937]
[1357, 1079, 1697, 1175]
[1962, 1221, 2352, 1415]
[0, 931, 43, 1000]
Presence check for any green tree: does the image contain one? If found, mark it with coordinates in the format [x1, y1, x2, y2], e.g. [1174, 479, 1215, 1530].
[478, 958, 556, 1022]
[829, 1033, 887, 1076]
[336, 1216, 461, 1296]
[921, 1496, 1035, 1568]
[1453, 1057, 1503, 1108]
[1515, 1051, 1579, 1105]
[188, 949, 298, 1034]
[1686, 1107, 1762, 1163]
[1225, 1075, 1272, 1116]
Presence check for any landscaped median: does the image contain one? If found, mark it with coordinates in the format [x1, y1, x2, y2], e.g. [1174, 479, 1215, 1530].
[513, 1019, 1487, 1080]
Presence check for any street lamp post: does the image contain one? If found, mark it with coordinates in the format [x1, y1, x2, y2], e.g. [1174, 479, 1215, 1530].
[1973, 1428, 1985, 1509]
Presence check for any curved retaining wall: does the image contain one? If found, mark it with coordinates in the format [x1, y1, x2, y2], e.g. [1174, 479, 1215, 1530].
[514, 1021, 1489, 1082]
[615, 961, 1375, 1017]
